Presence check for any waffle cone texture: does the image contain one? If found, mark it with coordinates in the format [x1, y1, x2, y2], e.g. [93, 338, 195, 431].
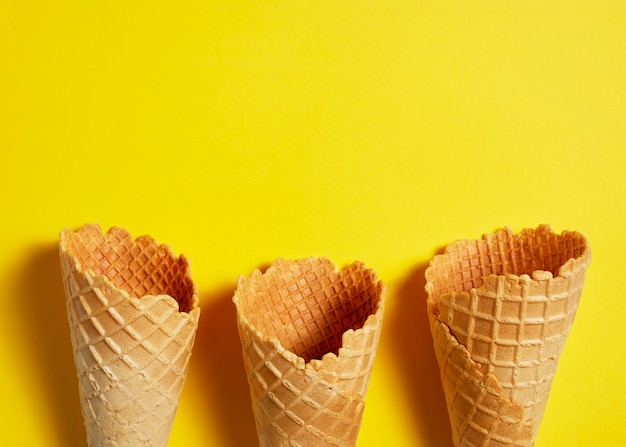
[425, 225, 591, 446]
[59, 223, 200, 447]
[233, 257, 386, 447]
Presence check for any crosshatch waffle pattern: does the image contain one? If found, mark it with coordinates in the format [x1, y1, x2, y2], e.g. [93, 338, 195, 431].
[62, 223, 196, 313]
[428, 303, 534, 447]
[425, 226, 591, 446]
[59, 224, 200, 447]
[233, 258, 385, 447]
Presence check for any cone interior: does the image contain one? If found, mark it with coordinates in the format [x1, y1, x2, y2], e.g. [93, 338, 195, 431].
[428, 227, 589, 301]
[63, 224, 195, 313]
[238, 259, 381, 363]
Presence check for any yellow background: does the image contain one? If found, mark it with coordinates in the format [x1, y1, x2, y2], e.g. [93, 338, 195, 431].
[1, 1, 625, 445]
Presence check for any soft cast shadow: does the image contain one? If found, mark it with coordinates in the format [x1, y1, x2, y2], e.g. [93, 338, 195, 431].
[14, 242, 85, 445]
[388, 259, 453, 447]
[194, 285, 258, 447]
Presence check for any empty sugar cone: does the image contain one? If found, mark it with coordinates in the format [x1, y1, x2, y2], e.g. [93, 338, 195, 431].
[233, 257, 385, 447]
[425, 225, 591, 446]
[59, 223, 200, 447]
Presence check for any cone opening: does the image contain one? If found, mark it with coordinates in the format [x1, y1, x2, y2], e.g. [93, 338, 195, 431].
[63, 224, 196, 313]
[428, 226, 589, 301]
[237, 258, 382, 363]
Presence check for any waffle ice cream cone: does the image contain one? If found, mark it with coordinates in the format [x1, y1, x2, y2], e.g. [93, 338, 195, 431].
[59, 223, 200, 446]
[233, 257, 385, 447]
[425, 225, 591, 446]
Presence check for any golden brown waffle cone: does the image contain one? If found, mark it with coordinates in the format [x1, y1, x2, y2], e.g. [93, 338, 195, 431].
[425, 225, 591, 446]
[59, 223, 200, 446]
[233, 257, 386, 447]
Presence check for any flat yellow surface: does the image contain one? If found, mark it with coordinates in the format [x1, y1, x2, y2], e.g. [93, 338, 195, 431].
[1, 1, 625, 446]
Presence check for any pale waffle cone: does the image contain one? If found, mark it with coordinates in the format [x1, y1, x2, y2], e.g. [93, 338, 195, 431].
[425, 225, 591, 446]
[233, 257, 386, 447]
[59, 223, 200, 446]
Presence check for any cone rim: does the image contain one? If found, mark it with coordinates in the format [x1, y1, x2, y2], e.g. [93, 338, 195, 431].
[60, 223, 200, 319]
[232, 256, 385, 372]
[425, 224, 591, 301]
